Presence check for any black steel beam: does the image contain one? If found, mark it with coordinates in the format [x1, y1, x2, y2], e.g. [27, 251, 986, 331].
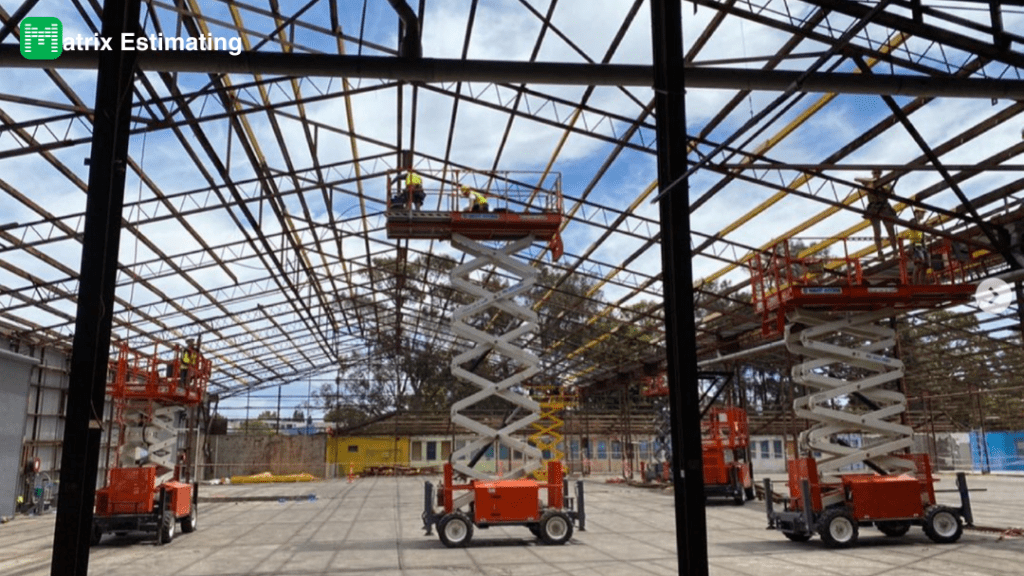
[0, 0, 43, 43]
[384, 0, 421, 59]
[650, 1, 709, 575]
[50, 1, 140, 574]
[804, 0, 1024, 70]
[3, 44, 1024, 97]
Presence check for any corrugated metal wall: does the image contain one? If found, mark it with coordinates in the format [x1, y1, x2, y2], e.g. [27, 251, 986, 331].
[20, 344, 72, 484]
[0, 348, 37, 518]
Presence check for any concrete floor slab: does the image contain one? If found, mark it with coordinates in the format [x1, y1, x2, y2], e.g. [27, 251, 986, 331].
[1, 472, 1020, 575]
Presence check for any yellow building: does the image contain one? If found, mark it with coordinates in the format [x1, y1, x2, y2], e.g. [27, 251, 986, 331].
[326, 436, 410, 475]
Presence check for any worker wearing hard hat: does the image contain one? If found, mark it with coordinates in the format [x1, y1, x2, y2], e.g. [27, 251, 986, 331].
[460, 185, 488, 212]
[180, 338, 198, 389]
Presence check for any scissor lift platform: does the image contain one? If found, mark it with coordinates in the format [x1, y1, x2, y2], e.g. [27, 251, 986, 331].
[386, 210, 562, 243]
[384, 169, 564, 257]
[751, 237, 977, 336]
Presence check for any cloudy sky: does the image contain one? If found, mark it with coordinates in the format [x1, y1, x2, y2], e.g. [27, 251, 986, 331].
[1, 0, 1022, 417]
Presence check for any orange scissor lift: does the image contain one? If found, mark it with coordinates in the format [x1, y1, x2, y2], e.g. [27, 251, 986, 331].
[640, 375, 754, 503]
[701, 406, 754, 504]
[751, 237, 977, 547]
[386, 169, 583, 547]
[91, 341, 211, 545]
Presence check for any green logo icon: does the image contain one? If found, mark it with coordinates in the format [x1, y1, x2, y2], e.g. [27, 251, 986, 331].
[20, 17, 63, 60]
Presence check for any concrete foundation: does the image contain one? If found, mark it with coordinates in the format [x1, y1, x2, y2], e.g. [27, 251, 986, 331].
[1, 473, 1021, 575]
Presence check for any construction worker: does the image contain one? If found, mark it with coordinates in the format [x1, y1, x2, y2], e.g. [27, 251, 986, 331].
[855, 169, 898, 260]
[461, 185, 488, 212]
[904, 208, 929, 284]
[180, 338, 198, 389]
[406, 171, 425, 210]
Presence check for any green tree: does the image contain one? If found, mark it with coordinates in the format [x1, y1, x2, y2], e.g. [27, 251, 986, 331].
[238, 419, 274, 435]
[900, 309, 1022, 431]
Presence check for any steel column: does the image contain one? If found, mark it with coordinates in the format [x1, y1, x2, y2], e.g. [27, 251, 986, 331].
[51, 1, 141, 574]
[650, 1, 709, 575]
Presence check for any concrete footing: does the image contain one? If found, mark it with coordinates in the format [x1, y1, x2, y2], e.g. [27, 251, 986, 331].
[1, 473, 1021, 575]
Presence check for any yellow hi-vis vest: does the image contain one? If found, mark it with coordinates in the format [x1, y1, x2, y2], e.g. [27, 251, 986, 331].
[406, 172, 422, 186]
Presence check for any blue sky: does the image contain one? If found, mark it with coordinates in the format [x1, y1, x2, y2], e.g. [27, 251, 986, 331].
[1, 0, 1022, 416]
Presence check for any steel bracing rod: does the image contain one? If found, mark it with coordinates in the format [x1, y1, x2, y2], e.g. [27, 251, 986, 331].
[691, 88, 1024, 286]
[0, 64, 340, 366]
[688, 0, 990, 79]
[486, 0, 565, 177]
[448, 233, 543, 481]
[0, 79, 398, 162]
[3, 220, 665, 394]
[0, 0, 41, 43]
[785, 308, 915, 481]
[171, 4, 341, 354]
[487, 0, 648, 180]
[0, 161, 394, 260]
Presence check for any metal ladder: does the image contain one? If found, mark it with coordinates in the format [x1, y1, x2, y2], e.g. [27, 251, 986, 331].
[449, 233, 543, 480]
[785, 307, 915, 497]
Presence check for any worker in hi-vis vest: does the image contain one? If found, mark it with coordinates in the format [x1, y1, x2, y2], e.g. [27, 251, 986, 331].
[406, 171, 425, 210]
[460, 185, 488, 212]
[180, 338, 198, 388]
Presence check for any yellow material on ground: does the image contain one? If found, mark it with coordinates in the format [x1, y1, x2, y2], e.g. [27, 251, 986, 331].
[229, 471, 319, 484]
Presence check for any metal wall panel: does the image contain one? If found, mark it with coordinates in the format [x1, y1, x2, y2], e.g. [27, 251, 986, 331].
[0, 348, 38, 519]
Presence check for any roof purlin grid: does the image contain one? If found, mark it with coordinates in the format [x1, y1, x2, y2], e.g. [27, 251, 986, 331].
[0, 1, 1022, 405]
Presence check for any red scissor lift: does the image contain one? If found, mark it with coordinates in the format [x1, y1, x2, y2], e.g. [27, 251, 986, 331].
[702, 406, 754, 504]
[640, 376, 754, 502]
[388, 169, 584, 547]
[92, 341, 211, 545]
[751, 238, 977, 547]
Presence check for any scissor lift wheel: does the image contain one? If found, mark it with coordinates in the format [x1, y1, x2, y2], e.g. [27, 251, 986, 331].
[817, 507, 858, 548]
[923, 506, 963, 544]
[876, 521, 910, 537]
[438, 512, 474, 548]
[538, 511, 573, 545]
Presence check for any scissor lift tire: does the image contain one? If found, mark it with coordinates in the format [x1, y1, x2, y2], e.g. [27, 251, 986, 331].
[438, 512, 474, 548]
[817, 507, 858, 548]
[539, 511, 573, 545]
[923, 506, 962, 544]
